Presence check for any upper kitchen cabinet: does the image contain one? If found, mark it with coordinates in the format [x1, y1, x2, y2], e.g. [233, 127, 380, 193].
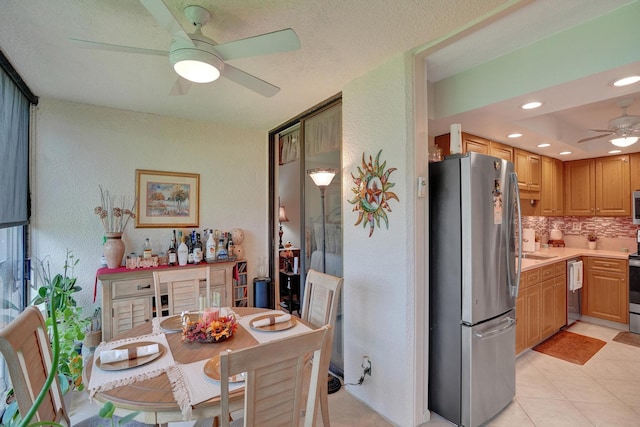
[434, 132, 512, 162]
[514, 149, 541, 198]
[489, 141, 513, 163]
[564, 156, 630, 216]
[541, 156, 563, 216]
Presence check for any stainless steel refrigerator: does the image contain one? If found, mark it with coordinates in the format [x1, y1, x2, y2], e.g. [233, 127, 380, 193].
[428, 152, 522, 427]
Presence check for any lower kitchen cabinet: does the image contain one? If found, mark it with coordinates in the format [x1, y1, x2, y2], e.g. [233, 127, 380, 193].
[516, 262, 567, 355]
[585, 257, 628, 324]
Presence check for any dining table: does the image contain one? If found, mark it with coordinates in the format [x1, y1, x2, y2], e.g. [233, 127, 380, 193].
[83, 307, 311, 426]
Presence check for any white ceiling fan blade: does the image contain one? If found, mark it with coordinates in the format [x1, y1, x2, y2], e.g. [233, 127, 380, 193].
[221, 64, 280, 97]
[169, 77, 192, 96]
[69, 38, 168, 56]
[139, 0, 195, 47]
[213, 28, 300, 60]
[577, 132, 614, 143]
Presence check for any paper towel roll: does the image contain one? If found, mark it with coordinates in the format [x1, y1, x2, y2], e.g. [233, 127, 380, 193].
[522, 228, 536, 252]
[450, 124, 462, 154]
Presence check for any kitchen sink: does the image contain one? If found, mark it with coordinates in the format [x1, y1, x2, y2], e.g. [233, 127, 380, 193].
[521, 253, 557, 260]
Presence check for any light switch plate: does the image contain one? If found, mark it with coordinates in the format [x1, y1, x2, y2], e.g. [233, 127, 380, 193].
[572, 222, 581, 231]
[417, 177, 426, 198]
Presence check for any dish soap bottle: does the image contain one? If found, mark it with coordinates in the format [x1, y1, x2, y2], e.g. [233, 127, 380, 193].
[178, 236, 188, 266]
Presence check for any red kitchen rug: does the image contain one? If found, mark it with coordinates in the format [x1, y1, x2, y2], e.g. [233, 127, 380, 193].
[533, 330, 606, 365]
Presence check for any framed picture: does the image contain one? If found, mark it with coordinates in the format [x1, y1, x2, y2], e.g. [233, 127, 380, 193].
[135, 169, 199, 228]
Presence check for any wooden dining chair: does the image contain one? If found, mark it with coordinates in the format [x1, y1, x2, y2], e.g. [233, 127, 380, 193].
[0, 306, 70, 426]
[219, 325, 331, 427]
[300, 269, 343, 427]
[153, 266, 211, 316]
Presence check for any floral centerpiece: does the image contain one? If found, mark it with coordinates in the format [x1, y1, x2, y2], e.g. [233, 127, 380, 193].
[95, 186, 137, 268]
[182, 313, 238, 343]
[587, 233, 598, 242]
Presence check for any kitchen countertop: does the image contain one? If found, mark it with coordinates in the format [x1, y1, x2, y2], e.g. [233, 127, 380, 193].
[520, 247, 630, 271]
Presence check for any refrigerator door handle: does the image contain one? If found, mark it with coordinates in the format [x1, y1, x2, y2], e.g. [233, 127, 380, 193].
[473, 316, 516, 339]
[507, 172, 522, 298]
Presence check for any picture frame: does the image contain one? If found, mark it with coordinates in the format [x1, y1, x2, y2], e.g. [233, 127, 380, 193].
[135, 169, 199, 228]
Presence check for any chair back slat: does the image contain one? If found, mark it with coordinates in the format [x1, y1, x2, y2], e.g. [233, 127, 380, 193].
[220, 324, 331, 427]
[153, 266, 211, 316]
[0, 306, 69, 426]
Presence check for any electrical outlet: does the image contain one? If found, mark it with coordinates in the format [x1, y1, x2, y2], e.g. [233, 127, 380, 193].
[572, 222, 581, 231]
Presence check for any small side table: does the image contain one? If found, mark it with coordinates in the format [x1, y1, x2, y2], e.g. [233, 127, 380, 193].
[279, 270, 300, 314]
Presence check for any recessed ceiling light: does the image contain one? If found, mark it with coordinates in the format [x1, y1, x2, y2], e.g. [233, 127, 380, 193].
[521, 101, 542, 110]
[609, 149, 622, 154]
[612, 75, 640, 87]
[507, 133, 522, 138]
[559, 151, 572, 155]
[537, 143, 550, 148]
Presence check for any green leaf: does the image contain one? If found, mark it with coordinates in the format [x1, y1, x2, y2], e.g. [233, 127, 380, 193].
[118, 411, 141, 425]
[99, 401, 116, 419]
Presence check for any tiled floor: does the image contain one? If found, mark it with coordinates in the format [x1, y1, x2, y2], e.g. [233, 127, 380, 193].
[71, 321, 640, 426]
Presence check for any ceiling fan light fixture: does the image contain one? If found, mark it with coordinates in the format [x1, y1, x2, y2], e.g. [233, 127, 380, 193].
[612, 75, 640, 87]
[610, 136, 638, 147]
[521, 101, 542, 110]
[171, 49, 223, 83]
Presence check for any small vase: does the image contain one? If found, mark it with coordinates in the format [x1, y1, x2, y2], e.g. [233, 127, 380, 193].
[103, 232, 125, 268]
[588, 241, 597, 250]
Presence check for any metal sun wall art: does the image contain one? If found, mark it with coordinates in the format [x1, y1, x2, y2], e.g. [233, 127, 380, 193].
[348, 150, 399, 237]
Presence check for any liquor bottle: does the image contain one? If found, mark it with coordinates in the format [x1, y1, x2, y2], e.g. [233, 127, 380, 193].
[216, 235, 228, 260]
[167, 233, 177, 266]
[143, 238, 152, 259]
[193, 232, 203, 264]
[206, 229, 216, 261]
[178, 236, 188, 266]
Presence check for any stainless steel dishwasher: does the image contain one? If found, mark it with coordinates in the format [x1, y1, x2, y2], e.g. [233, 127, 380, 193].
[567, 259, 583, 326]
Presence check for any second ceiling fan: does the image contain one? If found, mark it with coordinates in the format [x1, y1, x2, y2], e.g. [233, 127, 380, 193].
[577, 98, 640, 145]
[71, 0, 300, 97]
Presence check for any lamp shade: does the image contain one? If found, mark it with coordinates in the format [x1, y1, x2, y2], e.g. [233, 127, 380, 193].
[307, 168, 338, 188]
[610, 136, 638, 147]
[279, 206, 290, 222]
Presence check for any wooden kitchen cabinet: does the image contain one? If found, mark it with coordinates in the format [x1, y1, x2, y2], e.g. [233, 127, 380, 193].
[585, 257, 628, 324]
[630, 152, 640, 191]
[541, 156, 563, 216]
[514, 149, 541, 198]
[516, 262, 567, 355]
[489, 141, 513, 162]
[564, 156, 630, 216]
[99, 262, 236, 340]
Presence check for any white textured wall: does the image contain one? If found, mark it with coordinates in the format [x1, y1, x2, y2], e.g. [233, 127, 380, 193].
[342, 52, 418, 426]
[31, 98, 268, 310]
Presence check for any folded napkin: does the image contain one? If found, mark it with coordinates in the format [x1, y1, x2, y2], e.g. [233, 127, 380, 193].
[100, 343, 159, 364]
[253, 313, 291, 327]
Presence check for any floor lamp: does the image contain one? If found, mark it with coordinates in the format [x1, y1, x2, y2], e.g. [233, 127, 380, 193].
[308, 167, 341, 394]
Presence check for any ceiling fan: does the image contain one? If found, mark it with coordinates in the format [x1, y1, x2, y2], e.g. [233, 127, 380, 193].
[69, 0, 300, 97]
[577, 98, 640, 145]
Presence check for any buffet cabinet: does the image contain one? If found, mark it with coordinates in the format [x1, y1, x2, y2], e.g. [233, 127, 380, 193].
[99, 262, 235, 341]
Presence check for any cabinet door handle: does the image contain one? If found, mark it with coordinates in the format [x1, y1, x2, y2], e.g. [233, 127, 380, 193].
[137, 284, 151, 290]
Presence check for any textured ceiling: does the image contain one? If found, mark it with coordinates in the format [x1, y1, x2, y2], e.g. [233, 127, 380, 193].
[0, 0, 638, 160]
[0, 0, 506, 130]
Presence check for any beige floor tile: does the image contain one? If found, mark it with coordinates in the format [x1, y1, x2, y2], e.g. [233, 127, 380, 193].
[571, 400, 640, 427]
[591, 341, 640, 361]
[485, 399, 535, 427]
[517, 396, 594, 427]
[597, 378, 640, 407]
[567, 321, 622, 341]
[546, 373, 619, 403]
[516, 359, 565, 399]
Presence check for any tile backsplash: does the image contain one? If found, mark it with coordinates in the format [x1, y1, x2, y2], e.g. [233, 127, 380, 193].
[523, 216, 638, 240]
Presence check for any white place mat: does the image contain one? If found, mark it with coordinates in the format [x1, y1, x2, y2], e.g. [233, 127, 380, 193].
[167, 359, 244, 420]
[88, 333, 176, 398]
[238, 311, 312, 343]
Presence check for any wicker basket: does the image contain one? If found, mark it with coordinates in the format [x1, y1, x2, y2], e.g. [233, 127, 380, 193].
[84, 330, 102, 349]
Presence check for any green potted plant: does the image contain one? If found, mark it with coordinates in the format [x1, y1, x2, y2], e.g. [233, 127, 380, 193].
[32, 250, 90, 391]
